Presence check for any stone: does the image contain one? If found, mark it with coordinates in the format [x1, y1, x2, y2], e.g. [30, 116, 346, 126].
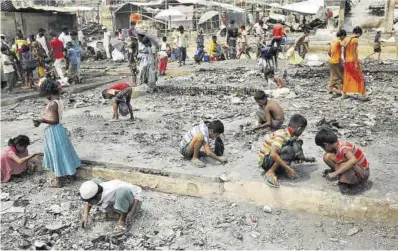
[230, 203, 237, 208]
[49, 205, 62, 214]
[45, 222, 66, 231]
[250, 231, 261, 238]
[1, 200, 14, 212]
[263, 205, 272, 213]
[34, 240, 47, 248]
[2, 206, 25, 214]
[1, 193, 10, 201]
[315, 222, 323, 227]
[329, 238, 338, 242]
[346, 227, 360, 236]
[219, 174, 228, 182]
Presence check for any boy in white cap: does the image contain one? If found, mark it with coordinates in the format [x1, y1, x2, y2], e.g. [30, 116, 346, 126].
[79, 179, 142, 231]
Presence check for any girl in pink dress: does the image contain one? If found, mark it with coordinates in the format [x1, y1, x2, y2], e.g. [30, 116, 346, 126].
[1, 135, 40, 182]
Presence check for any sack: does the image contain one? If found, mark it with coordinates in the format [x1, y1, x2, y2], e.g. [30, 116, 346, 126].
[214, 137, 224, 156]
[118, 102, 129, 116]
[21, 52, 38, 70]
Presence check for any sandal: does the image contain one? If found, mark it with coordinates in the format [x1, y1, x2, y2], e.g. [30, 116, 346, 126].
[265, 174, 279, 188]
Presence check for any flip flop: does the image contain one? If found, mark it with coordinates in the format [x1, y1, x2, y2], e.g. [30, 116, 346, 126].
[265, 174, 279, 188]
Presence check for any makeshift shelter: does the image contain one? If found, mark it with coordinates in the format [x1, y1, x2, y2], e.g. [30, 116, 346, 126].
[0, 0, 77, 39]
[279, 0, 325, 16]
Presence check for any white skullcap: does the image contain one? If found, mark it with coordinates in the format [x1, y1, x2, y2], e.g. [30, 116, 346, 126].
[80, 181, 99, 200]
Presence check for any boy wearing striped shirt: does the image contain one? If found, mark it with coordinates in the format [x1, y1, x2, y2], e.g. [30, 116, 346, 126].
[180, 120, 228, 168]
[259, 114, 315, 187]
[315, 128, 369, 192]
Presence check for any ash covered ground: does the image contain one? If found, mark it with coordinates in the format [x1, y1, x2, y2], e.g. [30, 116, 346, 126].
[1, 173, 397, 250]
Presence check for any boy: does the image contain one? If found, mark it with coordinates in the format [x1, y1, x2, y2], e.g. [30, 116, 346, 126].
[209, 36, 223, 61]
[264, 68, 285, 88]
[79, 179, 142, 232]
[102, 82, 134, 121]
[315, 128, 369, 193]
[259, 114, 315, 187]
[65, 42, 79, 85]
[253, 90, 285, 131]
[49, 32, 66, 84]
[194, 44, 205, 64]
[180, 120, 228, 168]
[328, 29, 346, 98]
[1, 47, 17, 93]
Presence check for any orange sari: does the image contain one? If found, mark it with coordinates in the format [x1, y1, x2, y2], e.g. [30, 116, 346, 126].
[343, 37, 365, 95]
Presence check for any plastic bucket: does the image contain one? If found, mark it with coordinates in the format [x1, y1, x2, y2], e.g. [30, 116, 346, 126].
[204, 55, 210, 62]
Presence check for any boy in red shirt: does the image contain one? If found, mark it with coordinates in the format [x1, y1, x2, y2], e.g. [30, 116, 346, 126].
[315, 128, 370, 193]
[272, 23, 285, 51]
[102, 82, 134, 121]
[49, 32, 66, 85]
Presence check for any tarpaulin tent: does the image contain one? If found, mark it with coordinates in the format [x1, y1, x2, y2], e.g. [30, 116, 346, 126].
[279, 0, 325, 15]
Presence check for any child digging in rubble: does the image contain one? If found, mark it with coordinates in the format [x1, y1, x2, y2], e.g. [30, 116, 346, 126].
[258, 114, 315, 187]
[315, 128, 370, 194]
[180, 120, 228, 168]
[251, 90, 285, 131]
[79, 179, 142, 232]
[102, 82, 134, 122]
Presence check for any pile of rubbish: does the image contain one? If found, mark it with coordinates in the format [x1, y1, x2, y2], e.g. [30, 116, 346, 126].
[79, 22, 104, 40]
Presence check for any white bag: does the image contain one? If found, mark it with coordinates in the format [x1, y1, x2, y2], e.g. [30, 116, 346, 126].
[112, 49, 124, 61]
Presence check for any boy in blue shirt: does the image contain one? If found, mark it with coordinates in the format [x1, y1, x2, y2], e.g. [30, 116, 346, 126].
[65, 42, 79, 84]
[194, 44, 205, 64]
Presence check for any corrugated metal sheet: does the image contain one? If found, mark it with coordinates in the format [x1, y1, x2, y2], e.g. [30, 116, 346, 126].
[0, 0, 77, 13]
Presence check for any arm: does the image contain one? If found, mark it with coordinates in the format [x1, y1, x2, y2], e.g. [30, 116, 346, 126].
[270, 147, 293, 173]
[33, 102, 60, 126]
[334, 151, 357, 175]
[80, 203, 91, 228]
[203, 143, 226, 163]
[9, 153, 39, 165]
[126, 199, 139, 223]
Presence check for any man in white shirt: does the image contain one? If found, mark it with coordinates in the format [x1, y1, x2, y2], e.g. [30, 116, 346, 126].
[79, 179, 143, 231]
[36, 28, 49, 56]
[175, 26, 188, 66]
[102, 27, 111, 59]
[1, 47, 17, 93]
[58, 27, 71, 48]
[237, 25, 249, 59]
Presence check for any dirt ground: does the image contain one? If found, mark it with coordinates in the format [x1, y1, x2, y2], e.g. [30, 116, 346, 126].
[1, 173, 397, 250]
[1, 59, 398, 200]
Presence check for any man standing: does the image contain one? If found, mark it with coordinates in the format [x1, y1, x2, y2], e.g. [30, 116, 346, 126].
[272, 23, 285, 52]
[36, 28, 49, 56]
[255, 20, 265, 58]
[176, 26, 188, 66]
[49, 32, 66, 85]
[58, 27, 71, 48]
[102, 27, 111, 59]
[128, 21, 139, 85]
[226, 20, 238, 59]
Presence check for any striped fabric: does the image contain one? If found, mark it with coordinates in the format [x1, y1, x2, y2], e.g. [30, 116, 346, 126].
[258, 128, 294, 167]
[180, 123, 210, 148]
[336, 141, 369, 168]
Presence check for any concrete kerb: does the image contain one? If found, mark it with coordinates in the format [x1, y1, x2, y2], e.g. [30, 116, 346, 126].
[77, 160, 398, 225]
[0, 79, 119, 106]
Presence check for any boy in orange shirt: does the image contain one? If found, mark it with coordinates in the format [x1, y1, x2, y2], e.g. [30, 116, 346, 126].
[328, 29, 346, 98]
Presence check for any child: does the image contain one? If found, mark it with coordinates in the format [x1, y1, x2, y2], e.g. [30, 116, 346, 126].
[253, 90, 285, 130]
[180, 120, 228, 167]
[315, 128, 369, 193]
[20, 44, 37, 90]
[209, 36, 223, 62]
[264, 68, 285, 88]
[1, 135, 41, 182]
[196, 29, 204, 49]
[258, 114, 315, 187]
[65, 42, 79, 84]
[158, 36, 169, 75]
[79, 179, 142, 232]
[194, 44, 205, 64]
[102, 82, 134, 121]
[1, 47, 17, 93]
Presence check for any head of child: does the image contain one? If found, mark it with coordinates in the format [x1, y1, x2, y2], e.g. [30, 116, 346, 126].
[337, 29, 347, 40]
[240, 25, 246, 31]
[102, 89, 114, 100]
[207, 120, 224, 139]
[353, 26, 363, 37]
[315, 128, 339, 153]
[1, 46, 9, 55]
[66, 41, 73, 49]
[254, 90, 268, 107]
[162, 36, 167, 42]
[8, 135, 30, 153]
[288, 114, 307, 137]
[212, 35, 217, 43]
[264, 68, 275, 80]
[79, 181, 103, 205]
[40, 78, 60, 100]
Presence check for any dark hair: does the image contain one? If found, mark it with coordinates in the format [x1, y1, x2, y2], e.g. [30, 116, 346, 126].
[1, 46, 8, 52]
[70, 31, 78, 36]
[315, 128, 338, 146]
[337, 29, 347, 37]
[114, 31, 119, 36]
[40, 78, 60, 96]
[178, 25, 184, 32]
[288, 114, 307, 128]
[264, 68, 275, 77]
[62, 27, 69, 32]
[241, 25, 245, 30]
[29, 34, 36, 42]
[118, 28, 122, 32]
[208, 120, 224, 134]
[353, 26, 363, 35]
[142, 36, 152, 47]
[131, 21, 136, 26]
[162, 36, 167, 42]
[50, 32, 57, 38]
[8, 135, 30, 147]
[254, 90, 267, 100]
[259, 20, 264, 26]
[38, 28, 45, 33]
[229, 20, 235, 25]
[81, 184, 104, 202]
[66, 41, 73, 48]
[212, 35, 217, 40]
[102, 89, 112, 99]
[21, 44, 30, 52]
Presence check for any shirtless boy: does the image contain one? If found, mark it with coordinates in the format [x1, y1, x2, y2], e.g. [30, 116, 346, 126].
[253, 90, 285, 130]
[102, 82, 134, 121]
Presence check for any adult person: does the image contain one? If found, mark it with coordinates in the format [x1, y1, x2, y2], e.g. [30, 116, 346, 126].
[20, 44, 37, 90]
[196, 28, 204, 49]
[237, 25, 249, 59]
[1, 46, 17, 93]
[36, 28, 49, 56]
[1, 34, 10, 49]
[49, 32, 67, 85]
[128, 21, 139, 85]
[65, 42, 79, 85]
[33, 80, 81, 188]
[12, 30, 27, 79]
[295, 29, 310, 59]
[365, 29, 382, 61]
[118, 28, 125, 41]
[30, 35, 46, 78]
[226, 20, 239, 59]
[252, 90, 285, 131]
[101, 82, 134, 121]
[176, 26, 188, 66]
[70, 31, 81, 82]
[255, 20, 265, 58]
[1, 135, 40, 183]
[180, 120, 228, 168]
[102, 27, 111, 59]
[138, 36, 157, 92]
[79, 179, 142, 231]
[341, 26, 369, 101]
[58, 27, 71, 48]
[272, 22, 285, 52]
[328, 29, 346, 98]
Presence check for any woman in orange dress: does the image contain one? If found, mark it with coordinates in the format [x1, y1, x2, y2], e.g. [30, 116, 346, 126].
[341, 26, 369, 101]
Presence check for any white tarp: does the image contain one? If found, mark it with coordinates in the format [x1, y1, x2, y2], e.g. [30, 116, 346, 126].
[280, 0, 324, 15]
[155, 9, 186, 20]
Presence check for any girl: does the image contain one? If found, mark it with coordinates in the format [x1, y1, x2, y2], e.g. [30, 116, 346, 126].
[1, 135, 40, 182]
[33, 81, 81, 187]
[158, 36, 170, 75]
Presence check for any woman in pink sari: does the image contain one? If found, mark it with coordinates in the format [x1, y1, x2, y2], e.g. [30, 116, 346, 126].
[1, 135, 40, 182]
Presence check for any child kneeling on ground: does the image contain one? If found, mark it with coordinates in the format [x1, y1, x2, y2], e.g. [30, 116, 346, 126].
[79, 179, 142, 232]
[258, 114, 315, 187]
[180, 120, 228, 168]
[315, 128, 370, 193]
